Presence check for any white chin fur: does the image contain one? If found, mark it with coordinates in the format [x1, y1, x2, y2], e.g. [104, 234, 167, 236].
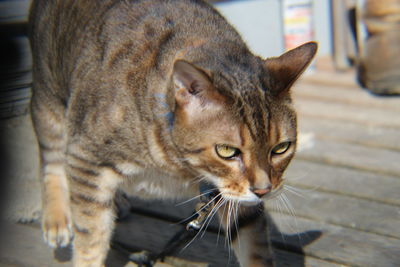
[221, 191, 261, 206]
[201, 175, 261, 206]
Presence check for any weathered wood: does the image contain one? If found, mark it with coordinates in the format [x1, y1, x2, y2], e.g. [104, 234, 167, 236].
[0, 1, 29, 24]
[295, 97, 400, 129]
[274, 250, 345, 267]
[1, 0, 32, 118]
[269, 212, 400, 267]
[264, 187, 400, 239]
[296, 138, 400, 178]
[286, 159, 400, 206]
[294, 83, 400, 112]
[299, 69, 357, 88]
[0, 222, 73, 267]
[298, 117, 400, 151]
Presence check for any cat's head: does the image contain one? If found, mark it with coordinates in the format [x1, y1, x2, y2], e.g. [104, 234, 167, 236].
[171, 42, 317, 205]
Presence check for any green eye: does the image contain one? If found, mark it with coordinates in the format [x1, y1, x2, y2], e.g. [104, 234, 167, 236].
[215, 144, 241, 159]
[272, 142, 291, 155]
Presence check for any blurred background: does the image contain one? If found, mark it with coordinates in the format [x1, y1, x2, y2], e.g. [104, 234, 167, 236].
[1, 0, 399, 119]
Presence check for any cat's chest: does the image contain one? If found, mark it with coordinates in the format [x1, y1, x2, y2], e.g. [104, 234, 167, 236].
[116, 163, 197, 200]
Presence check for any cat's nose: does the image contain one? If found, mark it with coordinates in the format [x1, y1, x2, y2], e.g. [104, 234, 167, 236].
[251, 185, 272, 198]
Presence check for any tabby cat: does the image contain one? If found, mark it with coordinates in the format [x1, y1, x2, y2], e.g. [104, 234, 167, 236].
[29, 0, 317, 266]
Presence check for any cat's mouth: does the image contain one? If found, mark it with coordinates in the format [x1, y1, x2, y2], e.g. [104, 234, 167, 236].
[221, 186, 284, 206]
[202, 184, 262, 206]
[220, 186, 284, 206]
[199, 179, 283, 207]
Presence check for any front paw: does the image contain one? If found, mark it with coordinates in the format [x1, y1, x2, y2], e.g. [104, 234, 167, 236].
[42, 207, 73, 248]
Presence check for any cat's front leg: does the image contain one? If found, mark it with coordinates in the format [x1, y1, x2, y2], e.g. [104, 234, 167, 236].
[67, 158, 122, 267]
[219, 203, 274, 267]
[41, 164, 73, 248]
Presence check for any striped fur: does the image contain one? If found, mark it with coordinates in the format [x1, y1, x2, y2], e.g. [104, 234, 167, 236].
[29, 0, 317, 266]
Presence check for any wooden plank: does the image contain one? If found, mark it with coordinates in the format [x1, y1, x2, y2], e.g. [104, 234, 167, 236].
[298, 117, 400, 151]
[268, 212, 400, 267]
[274, 250, 345, 267]
[286, 159, 400, 206]
[299, 70, 357, 89]
[0, 222, 72, 267]
[293, 83, 400, 112]
[294, 98, 400, 129]
[0, 263, 21, 267]
[0, 1, 30, 23]
[296, 138, 400, 178]
[264, 188, 400, 239]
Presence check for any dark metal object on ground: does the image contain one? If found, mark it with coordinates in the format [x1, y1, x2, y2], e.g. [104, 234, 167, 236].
[128, 185, 217, 267]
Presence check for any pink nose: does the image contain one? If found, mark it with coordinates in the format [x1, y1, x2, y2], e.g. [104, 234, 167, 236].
[252, 186, 271, 198]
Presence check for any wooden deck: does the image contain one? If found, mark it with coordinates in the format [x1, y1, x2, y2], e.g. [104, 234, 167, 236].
[1, 59, 399, 267]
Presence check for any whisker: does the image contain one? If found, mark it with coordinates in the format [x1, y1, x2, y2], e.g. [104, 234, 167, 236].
[281, 193, 297, 218]
[187, 174, 207, 185]
[216, 200, 228, 246]
[283, 185, 306, 199]
[281, 192, 302, 239]
[224, 201, 230, 249]
[175, 189, 217, 206]
[189, 176, 208, 185]
[233, 201, 241, 251]
[284, 173, 323, 193]
[264, 184, 284, 200]
[273, 197, 287, 244]
[279, 193, 301, 238]
[283, 172, 309, 182]
[288, 182, 322, 193]
[276, 195, 295, 233]
[180, 193, 223, 251]
[226, 200, 233, 261]
[175, 192, 222, 225]
[180, 217, 211, 252]
[200, 198, 226, 238]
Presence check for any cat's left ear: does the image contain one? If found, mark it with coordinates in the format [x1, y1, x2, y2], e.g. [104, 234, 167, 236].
[265, 41, 318, 97]
[172, 60, 212, 105]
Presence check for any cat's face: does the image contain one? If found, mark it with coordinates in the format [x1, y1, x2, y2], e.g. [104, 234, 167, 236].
[171, 42, 317, 205]
[174, 101, 297, 205]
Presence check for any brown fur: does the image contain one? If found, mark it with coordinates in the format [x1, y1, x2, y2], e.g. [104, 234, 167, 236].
[29, 0, 317, 266]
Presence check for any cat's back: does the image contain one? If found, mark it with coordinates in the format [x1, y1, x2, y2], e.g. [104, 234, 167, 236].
[29, 0, 241, 70]
[29, 0, 246, 108]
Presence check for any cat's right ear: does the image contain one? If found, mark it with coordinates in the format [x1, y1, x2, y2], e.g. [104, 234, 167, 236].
[172, 60, 213, 106]
[265, 42, 318, 97]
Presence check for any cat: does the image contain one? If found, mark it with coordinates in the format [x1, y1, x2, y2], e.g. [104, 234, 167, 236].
[28, 0, 317, 266]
